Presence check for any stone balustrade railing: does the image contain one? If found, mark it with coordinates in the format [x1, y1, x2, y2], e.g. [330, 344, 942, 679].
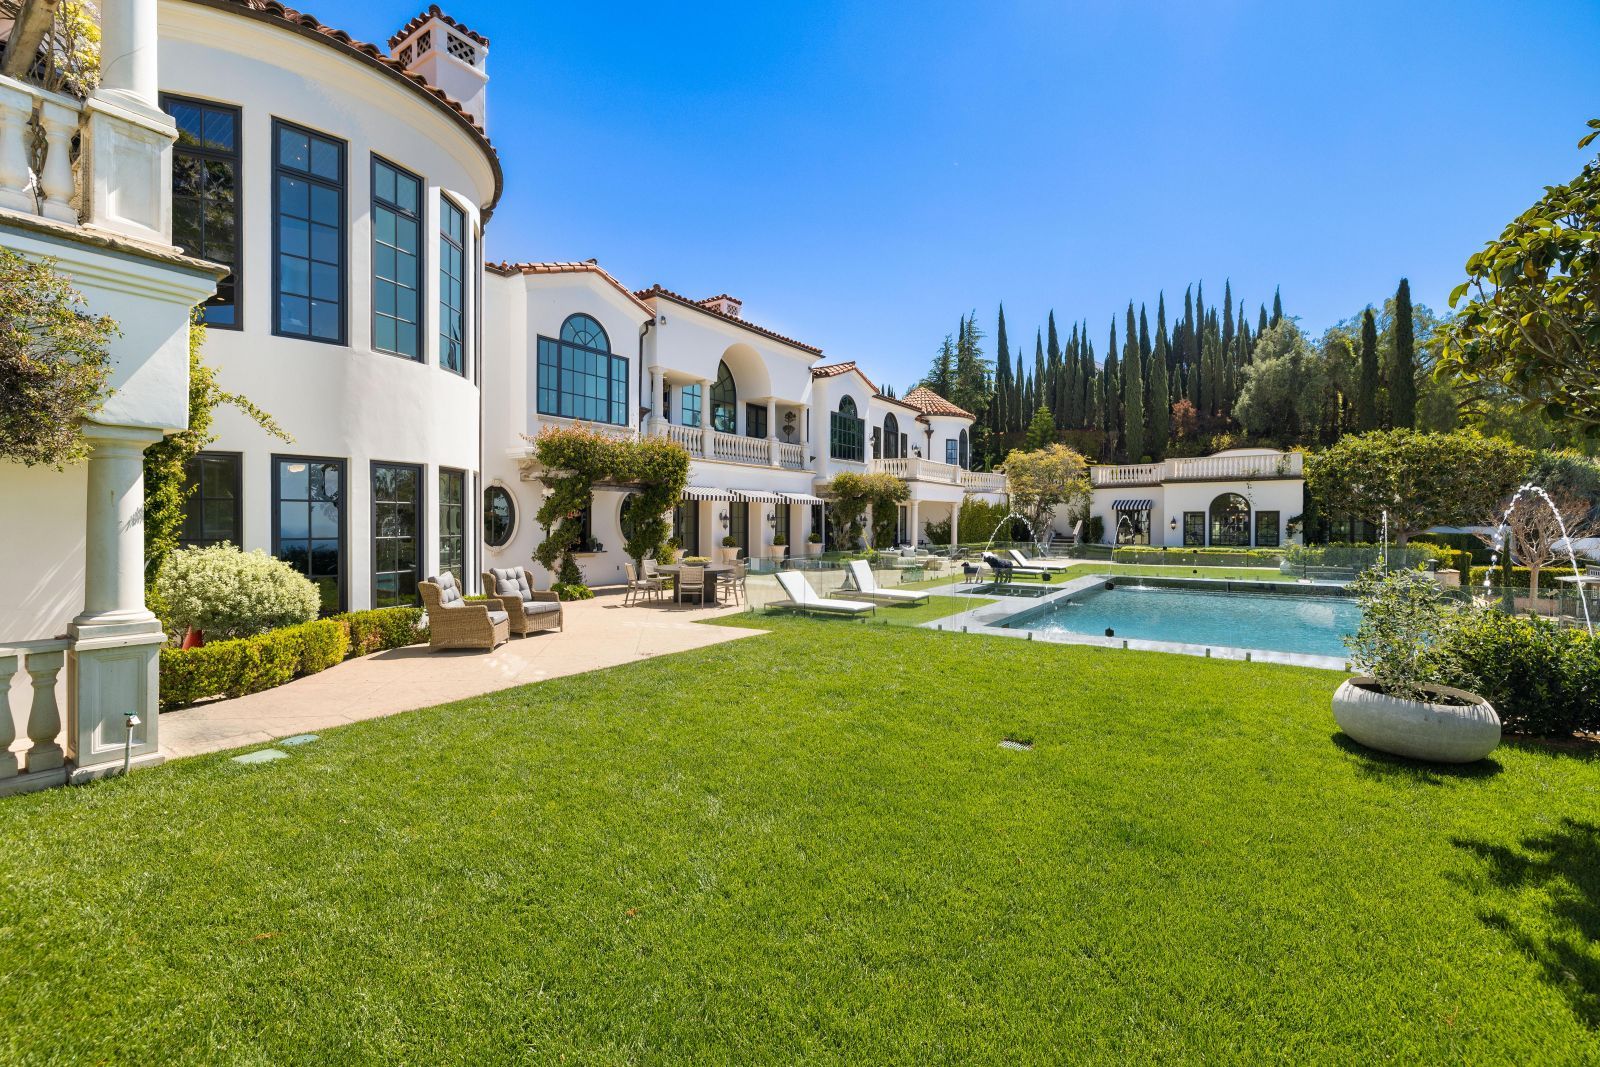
[870, 456, 966, 485]
[961, 470, 1006, 492]
[1089, 452, 1302, 486]
[711, 430, 770, 466]
[777, 441, 806, 469]
[660, 422, 703, 457]
[0, 73, 174, 244]
[0, 639, 69, 793]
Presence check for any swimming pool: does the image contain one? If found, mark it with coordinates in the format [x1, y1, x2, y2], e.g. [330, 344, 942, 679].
[1005, 583, 1361, 658]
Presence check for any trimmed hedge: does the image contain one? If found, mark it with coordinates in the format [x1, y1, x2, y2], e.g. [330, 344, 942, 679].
[1113, 547, 1283, 567]
[159, 606, 427, 711]
[1285, 542, 1451, 570]
[1466, 566, 1579, 593]
[1431, 611, 1600, 736]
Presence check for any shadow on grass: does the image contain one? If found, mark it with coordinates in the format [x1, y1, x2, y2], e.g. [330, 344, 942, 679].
[1330, 733, 1504, 782]
[1453, 818, 1600, 1029]
[1499, 734, 1600, 764]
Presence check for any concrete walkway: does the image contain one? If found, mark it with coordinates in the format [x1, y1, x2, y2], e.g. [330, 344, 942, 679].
[159, 596, 763, 760]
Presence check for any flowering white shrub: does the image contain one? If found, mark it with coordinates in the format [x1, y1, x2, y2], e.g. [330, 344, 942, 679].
[156, 545, 320, 639]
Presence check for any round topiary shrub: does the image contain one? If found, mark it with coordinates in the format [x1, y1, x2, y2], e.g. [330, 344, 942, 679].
[156, 545, 321, 640]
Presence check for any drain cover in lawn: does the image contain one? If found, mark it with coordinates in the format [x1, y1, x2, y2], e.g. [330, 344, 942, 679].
[280, 734, 319, 746]
[232, 749, 289, 765]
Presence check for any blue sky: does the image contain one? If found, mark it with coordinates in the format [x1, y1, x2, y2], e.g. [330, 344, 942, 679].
[343, 0, 1599, 391]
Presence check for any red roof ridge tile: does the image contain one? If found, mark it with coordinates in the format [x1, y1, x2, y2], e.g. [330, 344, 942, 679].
[902, 386, 975, 420]
[489, 260, 654, 315]
[388, 4, 489, 49]
[634, 285, 822, 355]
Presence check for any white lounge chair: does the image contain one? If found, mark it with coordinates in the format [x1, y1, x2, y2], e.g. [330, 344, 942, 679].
[841, 560, 930, 605]
[1007, 548, 1075, 572]
[770, 571, 875, 618]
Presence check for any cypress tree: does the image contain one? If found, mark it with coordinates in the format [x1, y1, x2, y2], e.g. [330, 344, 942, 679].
[1013, 348, 1027, 432]
[1063, 323, 1079, 427]
[1033, 330, 1046, 422]
[1391, 277, 1416, 429]
[1122, 319, 1145, 461]
[1046, 313, 1062, 429]
[1271, 286, 1283, 327]
[1104, 321, 1120, 447]
[1148, 296, 1170, 458]
[1357, 307, 1380, 431]
[1258, 304, 1268, 336]
[1080, 325, 1095, 428]
[1221, 279, 1235, 360]
[992, 305, 1011, 436]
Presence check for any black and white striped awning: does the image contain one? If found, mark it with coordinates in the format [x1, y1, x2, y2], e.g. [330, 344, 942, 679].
[781, 492, 825, 506]
[735, 490, 784, 504]
[1113, 499, 1154, 511]
[681, 485, 739, 502]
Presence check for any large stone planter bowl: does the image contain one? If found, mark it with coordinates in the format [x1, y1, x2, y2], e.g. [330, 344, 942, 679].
[1333, 677, 1500, 764]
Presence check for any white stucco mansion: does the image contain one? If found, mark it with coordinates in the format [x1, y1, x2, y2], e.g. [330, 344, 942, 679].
[0, 0, 1298, 785]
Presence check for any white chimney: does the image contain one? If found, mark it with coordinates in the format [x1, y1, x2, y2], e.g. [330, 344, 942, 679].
[388, 5, 490, 130]
[700, 294, 742, 319]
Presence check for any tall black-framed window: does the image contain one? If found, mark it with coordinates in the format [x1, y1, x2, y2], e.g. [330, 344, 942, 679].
[745, 402, 767, 439]
[1209, 493, 1251, 548]
[536, 313, 628, 424]
[372, 462, 422, 607]
[710, 360, 737, 433]
[680, 382, 702, 427]
[883, 413, 900, 459]
[273, 456, 345, 613]
[945, 438, 959, 465]
[959, 429, 970, 470]
[871, 426, 882, 459]
[773, 501, 791, 545]
[1115, 507, 1151, 546]
[672, 500, 700, 555]
[484, 485, 516, 548]
[811, 503, 823, 544]
[162, 96, 241, 328]
[830, 395, 864, 461]
[372, 157, 423, 360]
[179, 451, 242, 548]
[571, 504, 600, 553]
[1183, 511, 1205, 547]
[273, 120, 345, 343]
[1255, 510, 1281, 548]
[439, 467, 466, 583]
[439, 197, 467, 375]
[728, 501, 750, 558]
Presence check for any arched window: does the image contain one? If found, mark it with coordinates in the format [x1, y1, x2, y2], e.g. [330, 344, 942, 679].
[484, 485, 516, 548]
[830, 395, 864, 461]
[883, 413, 900, 459]
[536, 314, 627, 424]
[710, 360, 737, 433]
[958, 429, 970, 470]
[1209, 492, 1251, 547]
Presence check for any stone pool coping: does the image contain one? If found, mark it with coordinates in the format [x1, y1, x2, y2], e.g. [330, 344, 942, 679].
[918, 574, 1355, 671]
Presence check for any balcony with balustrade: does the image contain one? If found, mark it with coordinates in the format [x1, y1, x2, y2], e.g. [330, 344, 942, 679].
[869, 457, 1007, 496]
[1089, 450, 1304, 487]
[647, 421, 810, 471]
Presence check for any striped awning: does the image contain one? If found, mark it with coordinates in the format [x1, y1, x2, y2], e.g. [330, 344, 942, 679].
[735, 490, 784, 504]
[681, 485, 739, 502]
[781, 492, 825, 506]
[1113, 499, 1154, 511]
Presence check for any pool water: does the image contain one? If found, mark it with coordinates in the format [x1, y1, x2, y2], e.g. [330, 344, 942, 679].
[1008, 584, 1361, 658]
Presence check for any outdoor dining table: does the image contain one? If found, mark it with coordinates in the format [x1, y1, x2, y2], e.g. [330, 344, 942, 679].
[653, 562, 736, 605]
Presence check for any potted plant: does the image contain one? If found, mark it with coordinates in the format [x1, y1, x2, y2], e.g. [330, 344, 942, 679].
[1333, 568, 1500, 763]
[663, 537, 684, 563]
[807, 532, 823, 555]
[772, 532, 788, 556]
[720, 534, 740, 563]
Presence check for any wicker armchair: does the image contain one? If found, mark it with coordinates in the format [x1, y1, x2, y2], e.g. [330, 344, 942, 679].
[482, 566, 564, 636]
[420, 573, 509, 651]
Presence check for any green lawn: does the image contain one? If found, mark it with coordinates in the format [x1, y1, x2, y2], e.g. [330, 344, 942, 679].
[2, 618, 1597, 1063]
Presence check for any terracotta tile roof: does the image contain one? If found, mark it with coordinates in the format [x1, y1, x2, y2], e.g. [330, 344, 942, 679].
[901, 386, 975, 420]
[634, 285, 822, 356]
[388, 4, 489, 49]
[185, 1, 502, 213]
[810, 360, 881, 393]
[488, 260, 655, 316]
[875, 391, 922, 413]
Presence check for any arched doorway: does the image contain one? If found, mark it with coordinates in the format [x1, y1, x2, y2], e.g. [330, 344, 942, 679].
[1209, 492, 1251, 547]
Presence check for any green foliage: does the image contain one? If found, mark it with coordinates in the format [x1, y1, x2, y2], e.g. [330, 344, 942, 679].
[1233, 322, 1327, 442]
[158, 618, 350, 711]
[0, 248, 115, 467]
[1344, 568, 1462, 701]
[1001, 444, 1090, 539]
[1391, 278, 1417, 429]
[336, 607, 427, 657]
[828, 471, 908, 549]
[143, 316, 287, 583]
[1285, 541, 1452, 570]
[1305, 429, 1533, 542]
[1113, 546, 1284, 566]
[1464, 565, 1579, 592]
[1356, 309, 1380, 432]
[552, 582, 595, 602]
[530, 425, 690, 581]
[1024, 404, 1055, 450]
[156, 545, 320, 640]
[1441, 119, 1600, 432]
[1430, 608, 1600, 736]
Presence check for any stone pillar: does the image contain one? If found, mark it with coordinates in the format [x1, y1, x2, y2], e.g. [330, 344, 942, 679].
[96, 0, 161, 112]
[909, 500, 921, 548]
[650, 369, 665, 428]
[67, 425, 166, 782]
[698, 378, 713, 456]
[767, 398, 778, 465]
[950, 501, 960, 551]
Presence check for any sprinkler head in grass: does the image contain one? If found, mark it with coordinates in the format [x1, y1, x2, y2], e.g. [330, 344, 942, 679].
[1105, 627, 1115, 638]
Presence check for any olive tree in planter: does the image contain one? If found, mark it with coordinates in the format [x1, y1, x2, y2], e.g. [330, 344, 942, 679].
[1334, 568, 1500, 763]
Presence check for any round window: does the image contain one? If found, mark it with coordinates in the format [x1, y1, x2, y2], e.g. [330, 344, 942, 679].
[484, 485, 516, 548]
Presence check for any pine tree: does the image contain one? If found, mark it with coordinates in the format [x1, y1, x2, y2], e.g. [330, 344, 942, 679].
[1391, 277, 1417, 429]
[1025, 404, 1055, 450]
[1271, 286, 1283, 327]
[952, 314, 991, 425]
[1122, 324, 1145, 461]
[1357, 306, 1380, 431]
[926, 335, 955, 396]
[992, 305, 1011, 436]
[1148, 295, 1170, 457]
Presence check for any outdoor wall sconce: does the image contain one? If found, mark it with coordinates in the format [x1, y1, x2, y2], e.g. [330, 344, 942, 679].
[1170, 517, 1178, 531]
[719, 509, 730, 527]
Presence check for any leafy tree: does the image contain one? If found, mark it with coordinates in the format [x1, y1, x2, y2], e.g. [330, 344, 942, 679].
[1481, 489, 1600, 599]
[1025, 404, 1055, 450]
[1305, 429, 1532, 544]
[1357, 307, 1380, 431]
[0, 248, 115, 467]
[1170, 398, 1199, 441]
[1390, 278, 1417, 428]
[1001, 443, 1091, 540]
[1440, 119, 1600, 432]
[1233, 322, 1326, 442]
[827, 470, 907, 549]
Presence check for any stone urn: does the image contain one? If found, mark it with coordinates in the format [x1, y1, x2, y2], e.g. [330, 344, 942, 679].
[1332, 677, 1500, 764]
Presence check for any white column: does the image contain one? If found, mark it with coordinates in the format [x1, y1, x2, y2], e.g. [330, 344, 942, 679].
[698, 378, 713, 456]
[950, 501, 960, 551]
[650, 369, 666, 428]
[767, 398, 778, 466]
[909, 500, 921, 548]
[97, 0, 161, 111]
[68, 425, 166, 782]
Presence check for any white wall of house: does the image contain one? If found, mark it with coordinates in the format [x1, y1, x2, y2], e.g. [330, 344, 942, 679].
[157, 1, 498, 610]
[1076, 448, 1305, 548]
